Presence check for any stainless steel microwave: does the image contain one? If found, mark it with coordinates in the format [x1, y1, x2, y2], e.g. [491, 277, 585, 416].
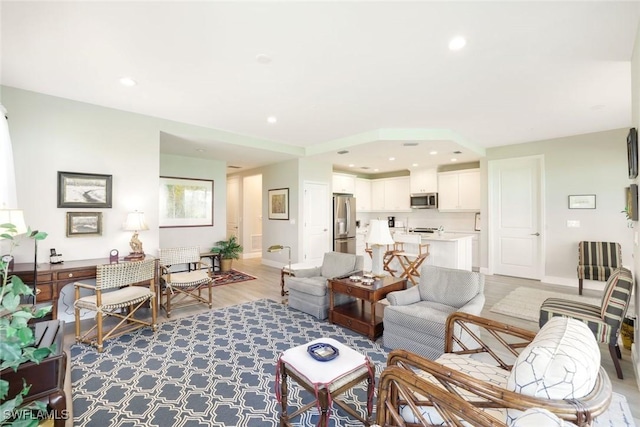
[410, 193, 438, 209]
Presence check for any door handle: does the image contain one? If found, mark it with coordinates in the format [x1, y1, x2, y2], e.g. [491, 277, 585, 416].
[530, 232, 540, 236]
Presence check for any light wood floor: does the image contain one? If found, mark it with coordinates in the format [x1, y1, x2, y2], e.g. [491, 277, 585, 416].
[60, 258, 640, 426]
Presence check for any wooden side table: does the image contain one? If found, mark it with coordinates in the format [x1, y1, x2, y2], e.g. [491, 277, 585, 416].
[329, 275, 406, 340]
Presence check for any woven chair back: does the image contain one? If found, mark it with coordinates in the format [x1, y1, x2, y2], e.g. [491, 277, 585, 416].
[95, 258, 156, 291]
[159, 246, 201, 266]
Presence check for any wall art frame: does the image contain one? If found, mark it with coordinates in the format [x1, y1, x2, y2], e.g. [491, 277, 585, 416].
[268, 188, 289, 220]
[626, 184, 639, 221]
[58, 171, 112, 208]
[66, 212, 103, 237]
[568, 194, 596, 209]
[159, 176, 214, 227]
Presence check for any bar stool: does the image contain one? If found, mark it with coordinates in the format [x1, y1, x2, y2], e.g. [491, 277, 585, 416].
[393, 234, 429, 286]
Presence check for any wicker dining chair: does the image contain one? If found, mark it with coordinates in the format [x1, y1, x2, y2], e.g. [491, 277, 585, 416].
[158, 246, 213, 317]
[74, 258, 157, 352]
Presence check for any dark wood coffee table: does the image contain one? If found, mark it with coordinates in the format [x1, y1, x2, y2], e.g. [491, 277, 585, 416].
[329, 275, 406, 340]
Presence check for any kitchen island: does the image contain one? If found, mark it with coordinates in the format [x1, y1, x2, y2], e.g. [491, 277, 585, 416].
[392, 232, 474, 271]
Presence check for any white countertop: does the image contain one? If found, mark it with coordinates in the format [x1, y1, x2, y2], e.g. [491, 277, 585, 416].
[395, 231, 474, 242]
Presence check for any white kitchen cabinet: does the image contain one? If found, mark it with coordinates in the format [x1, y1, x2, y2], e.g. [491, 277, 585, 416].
[437, 169, 480, 211]
[384, 177, 410, 211]
[355, 178, 372, 211]
[410, 168, 438, 194]
[369, 177, 410, 211]
[370, 180, 386, 211]
[332, 173, 356, 194]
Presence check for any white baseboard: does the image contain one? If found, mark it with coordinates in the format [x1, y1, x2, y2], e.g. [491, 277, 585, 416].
[262, 259, 283, 269]
[242, 252, 261, 259]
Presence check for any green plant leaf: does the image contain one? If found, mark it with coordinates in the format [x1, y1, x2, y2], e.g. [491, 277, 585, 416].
[0, 379, 8, 400]
[33, 306, 52, 318]
[0, 341, 23, 366]
[1, 294, 21, 312]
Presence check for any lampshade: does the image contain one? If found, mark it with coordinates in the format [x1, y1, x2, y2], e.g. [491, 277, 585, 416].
[268, 245, 285, 252]
[123, 211, 149, 232]
[366, 219, 394, 245]
[0, 209, 28, 238]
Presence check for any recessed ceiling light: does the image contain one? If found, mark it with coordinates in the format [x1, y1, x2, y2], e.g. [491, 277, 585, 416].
[451, 158, 458, 162]
[119, 77, 137, 87]
[449, 36, 466, 51]
[389, 157, 395, 161]
[412, 163, 419, 167]
[429, 151, 438, 155]
[196, 148, 205, 153]
[374, 168, 379, 172]
[348, 164, 355, 167]
[256, 54, 272, 64]
[267, 116, 277, 124]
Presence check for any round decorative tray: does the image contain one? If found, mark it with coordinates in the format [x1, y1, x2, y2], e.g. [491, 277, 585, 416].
[361, 278, 375, 286]
[349, 275, 362, 282]
[307, 342, 340, 361]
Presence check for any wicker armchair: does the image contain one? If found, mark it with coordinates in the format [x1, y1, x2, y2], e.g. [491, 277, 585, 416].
[376, 312, 612, 427]
[74, 258, 157, 352]
[158, 246, 213, 317]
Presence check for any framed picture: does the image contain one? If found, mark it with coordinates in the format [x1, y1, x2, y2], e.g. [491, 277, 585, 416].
[66, 212, 102, 237]
[268, 188, 289, 220]
[568, 194, 596, 209]
[626, 185, 639, 221]
[58, 171, 112, 208]
[159, 176, 214, 227]
[474, 212, 481, 231]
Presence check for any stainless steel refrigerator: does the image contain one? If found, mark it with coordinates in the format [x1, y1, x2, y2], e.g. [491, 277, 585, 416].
[333, 194, 356, 254]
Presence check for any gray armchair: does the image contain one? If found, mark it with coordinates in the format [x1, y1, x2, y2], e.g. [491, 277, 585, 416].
[383, 265, 485, 359]
[285, 251, 363, 319]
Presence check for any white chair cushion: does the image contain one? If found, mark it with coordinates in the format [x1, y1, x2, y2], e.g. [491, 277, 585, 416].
[510, 408, 577, 427]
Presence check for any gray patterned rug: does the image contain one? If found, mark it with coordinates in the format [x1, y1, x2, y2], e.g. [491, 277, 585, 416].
[71, 299, 389, 427]
[71, 299, 634, 427]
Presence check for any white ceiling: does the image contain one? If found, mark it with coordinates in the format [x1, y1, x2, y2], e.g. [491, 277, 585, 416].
[2, 1, 639, 175]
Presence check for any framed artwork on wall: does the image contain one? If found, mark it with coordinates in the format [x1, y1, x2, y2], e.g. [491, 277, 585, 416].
[268, 188, 289, 220]
[568, 194, 596, 209]
[58, 171, 112, 208]
[159, 176, 214, 227]
[66, 212, 102, 237]
[626, 185, 639, 221]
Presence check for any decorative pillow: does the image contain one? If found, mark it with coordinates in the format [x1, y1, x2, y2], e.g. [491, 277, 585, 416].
[506, 317, 600, 423]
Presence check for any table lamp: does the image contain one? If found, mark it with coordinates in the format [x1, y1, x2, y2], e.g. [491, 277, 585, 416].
[123, 211, 148, 260]
[366, 219, 395, 277]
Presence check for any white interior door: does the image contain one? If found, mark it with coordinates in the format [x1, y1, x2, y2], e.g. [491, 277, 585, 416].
[226, 176, 240, 239]
[303, 181, 331, 267]
[489, 156, 544, 279]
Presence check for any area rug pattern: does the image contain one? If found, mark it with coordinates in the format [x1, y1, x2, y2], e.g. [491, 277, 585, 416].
[212, 269, 256, 287]
[490, 287, 601, 322]
[70, 299, 389, 427]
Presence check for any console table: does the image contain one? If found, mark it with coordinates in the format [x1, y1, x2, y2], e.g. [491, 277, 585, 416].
[10, 257, 158, 319]
[0, 320, 67, 426]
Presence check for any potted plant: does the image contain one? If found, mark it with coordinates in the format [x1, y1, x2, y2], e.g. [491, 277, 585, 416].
[212, 236, 243, 272]
[0, 222, 52, 426]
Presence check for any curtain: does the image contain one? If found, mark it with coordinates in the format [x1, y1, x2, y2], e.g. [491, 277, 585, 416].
[0, 104, 18, 209]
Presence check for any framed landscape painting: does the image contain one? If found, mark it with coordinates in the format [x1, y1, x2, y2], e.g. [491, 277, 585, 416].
[66, 212, 102, 237]
[58, 171, 112, 208]
[159, 176, 214, 227]
[268, 188, 289, 220]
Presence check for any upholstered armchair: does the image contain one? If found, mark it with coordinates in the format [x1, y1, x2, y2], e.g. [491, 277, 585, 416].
[285, 251, 363, 319]
[577, 241, 622, 295]
[376, 313, 612, 427]
[383, 265, 485, 360]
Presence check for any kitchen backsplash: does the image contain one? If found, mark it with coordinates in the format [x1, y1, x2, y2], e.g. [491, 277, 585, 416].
[356, 210, 478, 233]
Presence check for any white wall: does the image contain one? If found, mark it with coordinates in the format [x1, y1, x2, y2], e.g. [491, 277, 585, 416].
[1, 86, 229, 262]
[484, 128, 633, 283]
[159, 153, 227, 253]
[630, 18, 640, 391]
